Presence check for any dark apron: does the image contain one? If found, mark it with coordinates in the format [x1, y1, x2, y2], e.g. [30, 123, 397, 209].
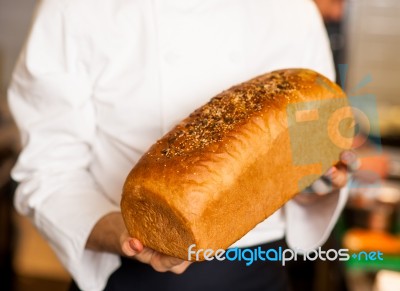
[69, 239, 290, 291]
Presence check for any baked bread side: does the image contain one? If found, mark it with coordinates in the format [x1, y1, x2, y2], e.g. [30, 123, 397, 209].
[121, 68, 354, 260]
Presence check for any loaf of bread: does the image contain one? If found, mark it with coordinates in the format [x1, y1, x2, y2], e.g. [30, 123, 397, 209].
[121, 68, 354, 260]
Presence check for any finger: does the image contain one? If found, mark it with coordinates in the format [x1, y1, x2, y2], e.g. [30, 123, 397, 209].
[134, 246, 157, 263]
[329, 168, 348, 189]
[129, 238, 144, 253]
[170, 261, 192, 274]
[339, 150, 360, 172]
[150, 252, 186, 273]
[308, 166, 337, 195]
[120, 236, 144, 257]
[310, 162, 350, 195]
[121, 239, 137, 256]
[309, 176, 332, 195]
[325, 163, 350, 189]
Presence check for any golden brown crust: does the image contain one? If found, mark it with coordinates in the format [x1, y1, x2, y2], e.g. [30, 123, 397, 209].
[121, 68, 354, 260]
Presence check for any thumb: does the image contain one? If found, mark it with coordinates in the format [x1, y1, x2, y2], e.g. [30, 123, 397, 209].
[120, 232, 143, 257]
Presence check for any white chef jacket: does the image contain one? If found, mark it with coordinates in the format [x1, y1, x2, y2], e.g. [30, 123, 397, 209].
[8, 0, 348, 290]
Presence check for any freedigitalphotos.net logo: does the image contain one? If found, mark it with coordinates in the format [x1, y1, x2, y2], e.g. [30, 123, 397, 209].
[188, 245, 384, 267]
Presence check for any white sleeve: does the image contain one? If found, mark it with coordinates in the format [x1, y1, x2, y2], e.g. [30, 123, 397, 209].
[285, 187, 349, 251]
[8, 1, 120, 290]
[284, 0, 347, 251]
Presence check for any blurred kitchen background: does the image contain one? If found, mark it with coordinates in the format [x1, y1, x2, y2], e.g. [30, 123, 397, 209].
[0, 0, 399, 290]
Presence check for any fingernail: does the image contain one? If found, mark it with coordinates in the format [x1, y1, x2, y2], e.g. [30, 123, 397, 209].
[129, 239, 139, 252]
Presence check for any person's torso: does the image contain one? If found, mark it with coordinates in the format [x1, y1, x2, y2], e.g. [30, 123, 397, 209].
[70, 0, 322, 246]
